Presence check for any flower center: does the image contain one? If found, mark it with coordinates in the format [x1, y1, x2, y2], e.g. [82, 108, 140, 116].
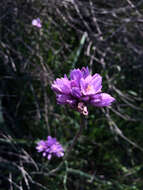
[86, 85, 91, 92]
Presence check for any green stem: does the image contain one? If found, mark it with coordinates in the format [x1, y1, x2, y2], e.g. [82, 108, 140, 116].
[47, 114, 86, 176]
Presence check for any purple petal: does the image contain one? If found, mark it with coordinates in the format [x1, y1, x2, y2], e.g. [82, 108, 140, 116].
[71, 87, 82, 98]
[56, 94, 76, 106]
[80, 96, 90, 102]
[80, 78, 88, 95]
[70, 80, 77, 88]
[91, 93, 115, 107]
[36, 140, 46, 152]
[81, 67, 90, 78]
[70, 69, 82, 83]
[56, 151, 64, 157]
[51, 77, 71, 95]
[80, 77, 95, 95]
[56, 94, 70, 104]
[47, 136, 56, 146]
[80, 74, 102, 95]
[90, 74, 102, 93]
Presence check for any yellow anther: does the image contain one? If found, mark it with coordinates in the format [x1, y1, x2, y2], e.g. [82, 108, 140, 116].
[86, 85, 91, 92]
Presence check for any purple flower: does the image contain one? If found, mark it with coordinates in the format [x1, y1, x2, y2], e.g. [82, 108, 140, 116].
[32, 18, 42, 28]
[36, 136, 64, 160]
[51, 67, 115, 115]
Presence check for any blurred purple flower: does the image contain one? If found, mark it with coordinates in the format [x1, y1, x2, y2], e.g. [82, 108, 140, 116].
[51, 67, 115, 115]
[32, 18, 42, 28]
[36, 136, 64, 160]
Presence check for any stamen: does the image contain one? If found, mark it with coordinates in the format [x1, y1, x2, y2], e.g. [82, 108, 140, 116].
[86, 85, 91, 92]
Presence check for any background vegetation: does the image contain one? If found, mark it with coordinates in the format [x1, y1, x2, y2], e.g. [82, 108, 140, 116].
[0, 0, 143, 189]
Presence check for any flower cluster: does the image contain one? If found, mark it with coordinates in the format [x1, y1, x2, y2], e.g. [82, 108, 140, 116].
[32, 18, 42, 28]
[36, 136, 64, 160]
[51, 67, 115, 115]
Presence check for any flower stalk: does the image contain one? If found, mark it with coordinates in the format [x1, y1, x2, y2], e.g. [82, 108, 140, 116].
[47, 114, 86, 175]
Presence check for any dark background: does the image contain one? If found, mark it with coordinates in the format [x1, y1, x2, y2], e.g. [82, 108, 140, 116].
[0, 0, 143, 189]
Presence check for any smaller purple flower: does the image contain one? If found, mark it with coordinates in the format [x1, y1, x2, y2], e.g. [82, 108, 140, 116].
[36, 136, 64, 160]
[32, 18, 42, 28]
